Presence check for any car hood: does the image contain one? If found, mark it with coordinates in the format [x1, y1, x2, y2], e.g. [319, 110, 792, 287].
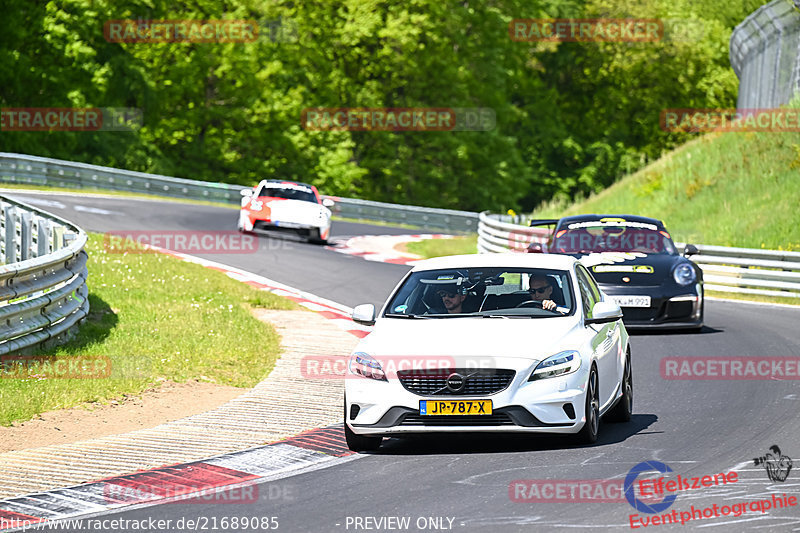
[356, 315, 581, 361]
[573, 251, 681, 286]
[261, 198, 327, 215]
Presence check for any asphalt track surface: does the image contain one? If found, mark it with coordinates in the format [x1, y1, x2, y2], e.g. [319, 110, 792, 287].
[7, 192, 800, 532]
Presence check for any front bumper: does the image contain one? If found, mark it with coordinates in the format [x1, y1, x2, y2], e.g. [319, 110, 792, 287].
[345, 359, 591, 436]
[601, 283, 703, 329]
[239, 211, 330, 238]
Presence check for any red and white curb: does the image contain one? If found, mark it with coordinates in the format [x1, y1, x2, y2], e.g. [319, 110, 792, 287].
[326, 234, 451, 265]
[0, 426, 356, 530]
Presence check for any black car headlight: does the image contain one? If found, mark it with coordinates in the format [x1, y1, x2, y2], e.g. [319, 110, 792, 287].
[349, 352, 387, 381]
[529, 350, 581, 381]
[673, 263, 696, 286]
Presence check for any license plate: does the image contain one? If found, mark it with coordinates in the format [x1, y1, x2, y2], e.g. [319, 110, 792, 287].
[419, 400, 492, 415]
[274, 221, 303, 228]
[610, 295, 651, 308]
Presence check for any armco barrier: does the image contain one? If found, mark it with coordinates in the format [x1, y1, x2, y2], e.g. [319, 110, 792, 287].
[478, 212, 800, 299]
[0, 152, 478, 233]
[0, 195, 89, 354]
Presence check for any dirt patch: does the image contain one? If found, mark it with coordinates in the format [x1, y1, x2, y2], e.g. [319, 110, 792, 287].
[0, 380, 245, 453]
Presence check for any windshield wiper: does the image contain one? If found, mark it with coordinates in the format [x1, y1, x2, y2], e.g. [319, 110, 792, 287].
[384, 313, 431, 319]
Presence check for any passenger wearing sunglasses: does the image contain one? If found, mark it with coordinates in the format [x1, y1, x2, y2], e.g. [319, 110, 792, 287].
[526, 274, 559, 311]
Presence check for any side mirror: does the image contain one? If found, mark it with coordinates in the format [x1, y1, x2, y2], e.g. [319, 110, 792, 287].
[587, 301, 623, 325]
[352, 303, 376, 326]
[322, 198, 335, 208]
[683, 244, 699, 257]
[240, 189, 253, 197]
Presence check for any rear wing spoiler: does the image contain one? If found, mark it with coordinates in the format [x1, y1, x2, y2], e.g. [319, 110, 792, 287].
[529, 219, 559, 228]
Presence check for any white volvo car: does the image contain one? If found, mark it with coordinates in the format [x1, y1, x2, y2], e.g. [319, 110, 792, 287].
[344, 254, 632, 451]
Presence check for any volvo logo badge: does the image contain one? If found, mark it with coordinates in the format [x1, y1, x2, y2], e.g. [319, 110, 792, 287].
[446, 373, 465, 392]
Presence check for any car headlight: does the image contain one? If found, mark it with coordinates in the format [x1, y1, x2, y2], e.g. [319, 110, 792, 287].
[348, 352, 386, 381]
[673, 263, 696, 286]
[529, 350, 581, 381]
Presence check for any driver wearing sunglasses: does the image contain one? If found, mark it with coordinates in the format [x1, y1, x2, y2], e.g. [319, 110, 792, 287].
[436, 287, 467, 314]
[527, 274, 558, 311]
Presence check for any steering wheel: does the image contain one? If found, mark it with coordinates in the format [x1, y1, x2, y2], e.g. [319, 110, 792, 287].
[516, 299, 544, 309]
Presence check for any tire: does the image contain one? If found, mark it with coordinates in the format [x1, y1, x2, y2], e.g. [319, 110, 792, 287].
[307, 228, 327, 245]
[606, 351, 632, 423]
[344, 396, 382, 452]
[575, 366, 600, 444]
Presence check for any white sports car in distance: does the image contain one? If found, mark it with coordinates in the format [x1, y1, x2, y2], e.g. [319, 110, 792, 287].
[344, 254, 632, 451]
[238, 180, 334, 243]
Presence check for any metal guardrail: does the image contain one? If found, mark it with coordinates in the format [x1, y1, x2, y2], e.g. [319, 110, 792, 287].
[0, 152, 478, 233]
[0, 195, 89, 355]
[730, 0, 800, 108]
[478, 212, 800, 299]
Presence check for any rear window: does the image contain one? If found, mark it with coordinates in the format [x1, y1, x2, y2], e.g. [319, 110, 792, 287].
[257, 182, 318, 203]
[551, 220, 677, 255]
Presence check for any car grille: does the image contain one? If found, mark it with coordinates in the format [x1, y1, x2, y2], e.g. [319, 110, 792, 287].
[621, 307, 661, 322]
[399, 414, 515, 426]
[397, 368, 516, 396]
[665, 300, 693, 319]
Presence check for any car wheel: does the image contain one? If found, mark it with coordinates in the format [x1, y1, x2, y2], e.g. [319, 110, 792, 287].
[606, 351, 632, 423]
[576, 365, 599, 444]
[344, 396, 382, 452]
[307, 228, 327, 245]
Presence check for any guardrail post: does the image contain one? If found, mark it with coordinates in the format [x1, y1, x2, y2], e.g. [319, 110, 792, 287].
[36, 219, 51, 256]
[4, 205, 19, 264]
[19, 211, 32, 261]
[52, 225, 65, 251]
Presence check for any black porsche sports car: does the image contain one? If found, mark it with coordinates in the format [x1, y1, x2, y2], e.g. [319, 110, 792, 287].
[527, 214, 703, 330]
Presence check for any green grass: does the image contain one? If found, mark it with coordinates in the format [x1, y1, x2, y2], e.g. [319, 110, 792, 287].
[531, 131, 800, 251]
[331, 215, 424, 230]
[404, 235, 478, 259]
[706, 290, 800, 306]
[0, 233, 298, 426]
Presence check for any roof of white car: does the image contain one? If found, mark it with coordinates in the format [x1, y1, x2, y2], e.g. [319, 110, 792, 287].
[410, 253, 579, 272]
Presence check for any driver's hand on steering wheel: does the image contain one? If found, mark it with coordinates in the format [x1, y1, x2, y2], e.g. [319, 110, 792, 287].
[541, 299, 557, 311]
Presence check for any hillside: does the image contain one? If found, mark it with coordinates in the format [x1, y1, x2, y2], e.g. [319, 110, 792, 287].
[532, 129, 800, 251]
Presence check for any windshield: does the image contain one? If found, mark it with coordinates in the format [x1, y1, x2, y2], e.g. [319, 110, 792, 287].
[257, 182, 318, 203]
[551, 221, 677, 255]
[384, 267, 574, 318]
